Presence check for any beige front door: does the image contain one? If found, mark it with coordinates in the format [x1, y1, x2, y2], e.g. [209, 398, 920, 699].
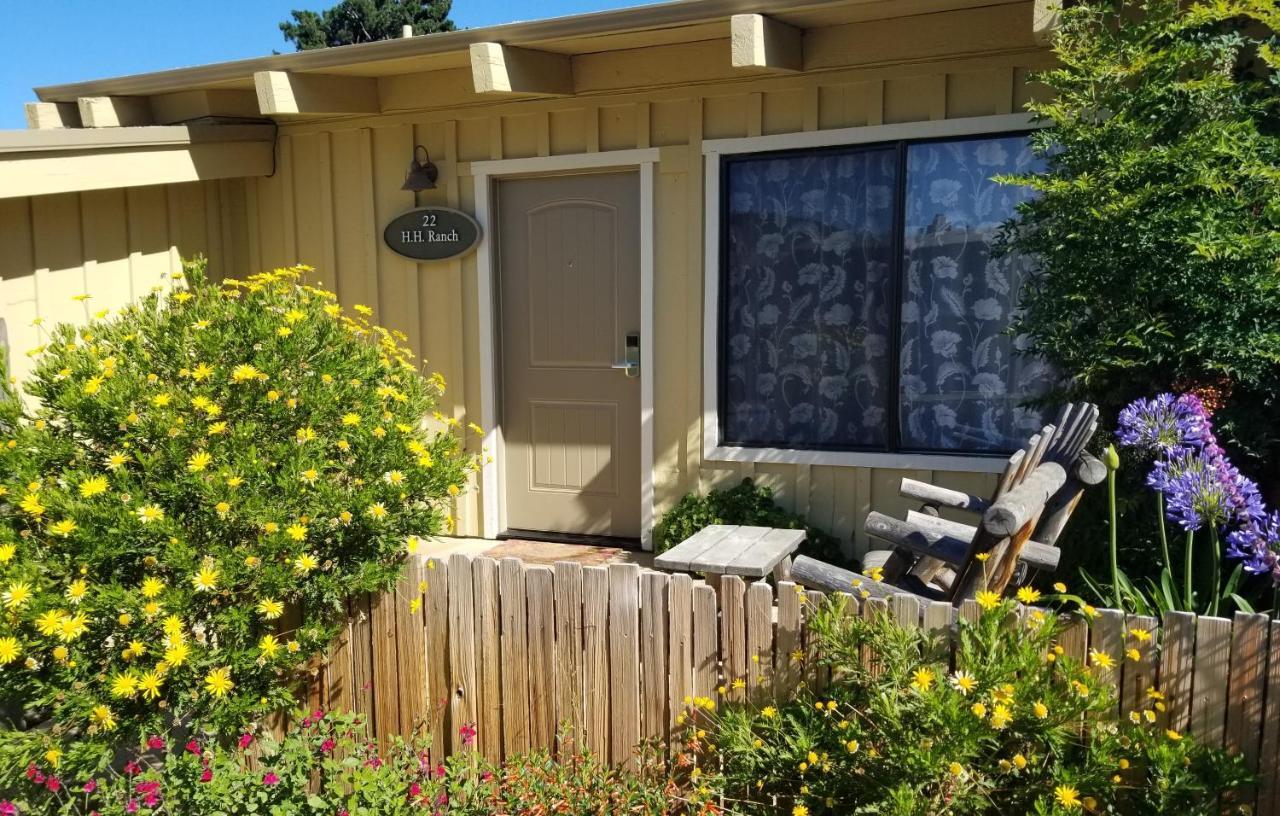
[497, 171, 641, 539]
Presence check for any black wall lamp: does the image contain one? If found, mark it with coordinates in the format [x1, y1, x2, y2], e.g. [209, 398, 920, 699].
[401, 144, 439, 191]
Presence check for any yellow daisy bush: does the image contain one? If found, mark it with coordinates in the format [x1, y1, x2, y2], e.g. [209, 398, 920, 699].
[0, 260, 475, 773]
[699, 594, 1250, 814]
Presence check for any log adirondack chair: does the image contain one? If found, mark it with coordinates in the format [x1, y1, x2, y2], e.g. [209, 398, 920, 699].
[792, 402, 1106, 604]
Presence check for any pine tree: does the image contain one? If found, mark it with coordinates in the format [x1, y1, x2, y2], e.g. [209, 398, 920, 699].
[280, 0, 454, 50]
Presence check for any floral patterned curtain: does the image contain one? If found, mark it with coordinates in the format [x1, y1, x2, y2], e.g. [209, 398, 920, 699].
[898, 136, 1056, 452]
[722, 148, 898, 448]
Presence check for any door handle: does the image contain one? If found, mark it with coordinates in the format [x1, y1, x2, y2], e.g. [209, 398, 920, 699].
[612, 332, 640, 378]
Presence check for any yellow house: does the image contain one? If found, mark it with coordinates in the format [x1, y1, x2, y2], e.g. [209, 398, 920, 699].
[0, 0, 1064, 555]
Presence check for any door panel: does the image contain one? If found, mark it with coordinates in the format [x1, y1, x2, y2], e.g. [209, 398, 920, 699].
[498, 172, 641, 538]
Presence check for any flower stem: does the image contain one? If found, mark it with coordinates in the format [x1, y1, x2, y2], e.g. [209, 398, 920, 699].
[1156, 493, 1172, 577]
[1108, 465, 1122, 609]
[1184, 530, 1195, 612]
[1208, 526, 1221, 617]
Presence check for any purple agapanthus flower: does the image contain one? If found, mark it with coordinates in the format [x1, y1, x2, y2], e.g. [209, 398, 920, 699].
[1117, 392, 1217, 456]
[1156, 452, 1232, 531]
[1226, 511, 1280, 583]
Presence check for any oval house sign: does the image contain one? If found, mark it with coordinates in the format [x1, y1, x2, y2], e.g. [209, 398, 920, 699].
[383, 207, 482, 262]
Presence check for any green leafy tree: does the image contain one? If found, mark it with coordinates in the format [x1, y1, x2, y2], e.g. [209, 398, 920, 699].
[280, 0, 454, 50]
[998, 0, 1280, 485]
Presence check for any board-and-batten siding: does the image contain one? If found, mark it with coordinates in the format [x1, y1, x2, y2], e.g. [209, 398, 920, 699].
[0, 180, 253, 386]
[241, 40, 1050, 553]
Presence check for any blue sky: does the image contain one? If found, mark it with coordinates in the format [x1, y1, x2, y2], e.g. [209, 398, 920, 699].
[0, 1, 645, 129]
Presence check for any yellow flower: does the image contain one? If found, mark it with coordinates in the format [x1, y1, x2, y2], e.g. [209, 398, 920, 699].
[296, 427, 316, 443]
[865, 566, 884, 582]
[109, 672, 139, 698]
[283, 308, 306, 324]
[1015, 586, 1041, 604]
[294, 553, 319, 576]
[1054, 784, 1082, 809]
[107, 452, 130, 470]
[257, 598, 284, 619]
[975, 590, 1002, 610]
[384, 470, 405, 486]
[276, 326, 293, 337]
[58, 612, 89, 642]
[191, 564, 220, 592]
[49, 518, 77, 537]
[66, 579, 88, 604]
[44, 748, 61, 769]
[123, 639, 148, 660]
[342, 413, 361, 426]
[0, 637, 21, 664]
[1033, 700, 1049, 719]
[137, 505, 164, 524]
[79, 476, 109, 498]
[0, 543, 14, 564]
[151, 393, 172, 407]
[204, 666, 235, 698]
[143, 601, 161, 618]
[258, 634, 281, 659]
[1053, 582, 1068, 593]
[975, 552, 992, 562]
[949, 670, 977, 695]
[215, 501, 231, 516]
[191, 362, 214, 381]
[910, 668, 935, 692]
[990, 703, 1012, 730]
[1143, 709, 1157, 723]
[117, 613, 132, 627]
[285, 523, 308, 541]
[300, 468, 319, 485]
[971, 702, 987, 719]
[339, 510, 353, 524]
[164, 642, 191, 667]
[1080, 603, 1099, 619]
[354, 304, 373, 316]
[231, 364, 261, 383]
[1089, 650, 1115, 670]
[845, 739, 859, 754]
[1129, 627, 1152, 643]
[208, 421, 228, 436]
[188, 451, 212, 472]
[761, 706, 778, 719]
[1012, 753, 1027, 770]
[3, 582, 33, 610]
[949, 762, 964, 777]
[1126, 647, 1142, 662]
[138, 671, 164, 700]
[286, 640, 300, 654]
[367, 503, 388, 520]
[140, 576, 165, 598]
[35, 610, 66, 636]
[19, 493, 46, 517]
[91, 705, 117, 731]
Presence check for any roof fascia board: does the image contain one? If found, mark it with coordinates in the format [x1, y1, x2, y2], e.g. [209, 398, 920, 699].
[0, 124, 275, 155]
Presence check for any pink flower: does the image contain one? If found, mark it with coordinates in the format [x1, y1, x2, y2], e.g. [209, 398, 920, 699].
[147, 736, 165, 750]
[262, 772, 280, 787]
[409, 782, 422, 798]
[238, 733, 254, 750]
[458, 723, 477, 747]
[185, 740, 201, 756]
[320, 738, 336, 755]
[125, 801, 138, 814]
[0, 801, 16, 815]
[199, 768, 213, 784]
[83, 779, 98, 793]
[123, 762, 141, 777]
[44, 777, 60, 793]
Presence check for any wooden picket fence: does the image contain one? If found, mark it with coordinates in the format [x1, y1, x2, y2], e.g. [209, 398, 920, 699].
[307, 553, 1280, 815]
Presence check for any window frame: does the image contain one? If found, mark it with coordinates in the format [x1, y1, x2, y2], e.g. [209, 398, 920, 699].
[701, 113, 1043, 474]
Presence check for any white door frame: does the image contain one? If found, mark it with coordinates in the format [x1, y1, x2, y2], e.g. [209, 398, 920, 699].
[471, 148, 659, 549]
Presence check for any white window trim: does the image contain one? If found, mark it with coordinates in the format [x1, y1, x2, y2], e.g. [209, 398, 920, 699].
[472, 148, 660, 547]
[701, 113, 1039, 475]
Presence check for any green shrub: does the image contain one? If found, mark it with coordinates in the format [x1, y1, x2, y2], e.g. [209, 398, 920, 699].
[689, 593, 1251, 815]
[654, 479, 846, 566]
[0, 262, 475, 780]
[996, 0, 1280, 480]
[4, 710, 708, 816]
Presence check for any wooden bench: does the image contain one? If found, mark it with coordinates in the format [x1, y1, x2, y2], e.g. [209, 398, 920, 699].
[653, 524, 805, 589]
[792, 402, 1105, 604]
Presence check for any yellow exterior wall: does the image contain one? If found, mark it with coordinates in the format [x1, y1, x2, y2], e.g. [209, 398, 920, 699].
[0, 180, 252, 385]
[0, 1, 1054, 556]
